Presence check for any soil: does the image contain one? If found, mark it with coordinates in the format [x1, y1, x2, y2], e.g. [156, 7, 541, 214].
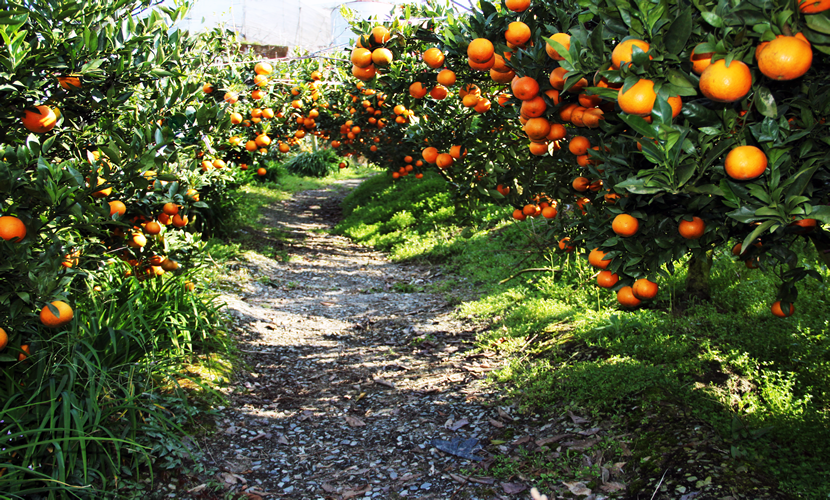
[161, 179, 793, 500]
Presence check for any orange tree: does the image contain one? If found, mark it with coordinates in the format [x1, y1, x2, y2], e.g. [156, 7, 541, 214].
[334, 0, 830, 314]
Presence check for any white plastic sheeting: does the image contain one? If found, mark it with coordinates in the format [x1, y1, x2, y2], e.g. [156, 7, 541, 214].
[172, 0, 410, 53]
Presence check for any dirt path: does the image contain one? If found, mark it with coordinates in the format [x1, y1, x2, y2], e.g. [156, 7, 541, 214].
[180, 179, 790, 500]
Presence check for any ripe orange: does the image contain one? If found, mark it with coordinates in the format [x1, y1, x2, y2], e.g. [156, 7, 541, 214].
[468, 56, 495, 71]
[352, 64, 376, 81]
[597, 270, 620, 288]
[40, 300, 74, 328]
[632, 278, 658, 300]
[724, 145, 767, 180]
[410, 82, 428, 98]
[513, 208, 527, 221]
[799, 0, 830, 12]
[436, 153, 454, 168]
[690, 46, 714, 75]
[58, 75, 82, 89]
[528, 141, 549, 156]
[545, 33, 571, 60]
[437, 69, 456, 86]
[541, 206, 558, 218]
[0, 328, 7, 352]
[161, 258, 179, 271]
[450, 145, 467, 159]
[506, 0, 530, 11]
[254, 62, 273, 75]
[572, 176, 590, 192]
[144, 221, 161, 235]
[255, 134, 271, 147]
[505, 22, 531, 46]
[109, 200, 127, 217]
[202, 83, 213, 94]
[423, 48, 445, 68]
[224, 92, 239, 104]
[0, 216, 27, 242]
[699, 60, 752, 103]
[245, 140, 258, 152]
[172, 214, 188, 227]
[558, 237, 575, 251]
[548, 123, 567, 141]
[617, 286, 642, 307]
[549, 67, 568, 90]
[523, 117, 551, 141]
[372, 48, 394, 67]
[611, 39, 651, 69]
[372, 26, 391, 44]
[618, 79, 656, 116]
[128, 232, 147, 248]
[18, 344, 30, 362]
[612, 214, 639, 237]
[22, 105, 57, 133]
[512, 76, 540, 101]
[588, 248, 611, 269]
[213, 159, 226, 169]
[422, 147, 439, 164]
[790, 218, 818, 232]
[257, 167, 267, 176]
[253, 75, 268, 88]
[569, 135, 590, 155]
[430, 85, 449, 100]
[771, 300, 795, 317]
[520, 96, 547, 118]
[522, 204, 539, 216]
[757, 36, 813, 81]
[468, 38, 495, 64]
[678, 216, 705, 239]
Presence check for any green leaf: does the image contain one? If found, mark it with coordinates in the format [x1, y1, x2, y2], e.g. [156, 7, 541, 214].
[741, 220, 775, 252]
[807, 205, 830, 223]
[619, 114, 658, 139]
[754, 86, 777, 117]
[676, 162, 696, 187]
[700, 11, 723, 28]
[664, 9, 692, 55]
[805, 11, 830, 35]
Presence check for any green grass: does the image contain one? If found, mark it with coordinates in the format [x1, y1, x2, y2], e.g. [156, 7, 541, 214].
[336, 170, 830, 499]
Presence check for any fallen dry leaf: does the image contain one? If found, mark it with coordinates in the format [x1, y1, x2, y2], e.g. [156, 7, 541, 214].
[489, 418, 504, 428]
[321, 483, 337, 493]
[276, 434, 289, 445]
[501, 482, 527, 494]
[498, 407, 513, 420]
[562, 481, 592, 496]
[373, 378, 396, 389]
[600, 481, 626, 492]
[562, 438, 600, 451]
[567, 411, 590, 425]
[449, 418, 469, 431]
[449, 473, 468, 484]
[341, 484, 371, 499]
[468, 476, 495, 485]
[512, 435, 532, 446]
[344, 415, 366, 427]
[320, 301, 336, 306]
[535, 434, 568, 447]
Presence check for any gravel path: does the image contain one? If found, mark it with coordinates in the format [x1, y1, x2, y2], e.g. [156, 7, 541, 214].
[176, 178, 791, 500]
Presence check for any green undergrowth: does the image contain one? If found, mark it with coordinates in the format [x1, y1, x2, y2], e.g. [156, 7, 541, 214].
[336, 171, 830, 499]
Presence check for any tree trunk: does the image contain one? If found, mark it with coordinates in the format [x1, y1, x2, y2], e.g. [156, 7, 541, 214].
[686, 250, 713, 300]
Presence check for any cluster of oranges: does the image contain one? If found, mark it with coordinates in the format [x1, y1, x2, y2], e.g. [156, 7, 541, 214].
[350, 27, 393, 81]
[420, 145, 467, 171]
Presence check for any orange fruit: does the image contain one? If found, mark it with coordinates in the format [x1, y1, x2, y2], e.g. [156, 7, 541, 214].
[0, 216, 27, 242]
[611, 39, 651, 69]
[520, 96, 547, 118]
[430, 85, 448, 100]
[468, 38, 495, 63]
[558, 237, 575, 251]
[597, 270, 620, 288]
[678, 216, 705, 239]
[618, 79, 656, 116]
[437, 69, 456, 86]
[523, 117, 551, 141]
[572, 176, 590, 192]
[545, 33, 571, 60]
[513, 208, 527, 221]
[423, 48, 445, 68]
[757, 36, 813, 81]
[690, 46, 714, 75]
[22, 105, 57, 133]
[436, 153, 454, 169]
[506, 0, 530, 11]
[569, 135, 590, 155]
[128, 232, 147, 248]
[422, 147, 439, 164]
[352, 64, 376, 81]
[617, 286, 642, 307]
[255, 134, 271, 147]
[372, 26, 391, 44]
[512, 77, 540, 101]
[0, 328, 7, 352]
[224, 92, 239, 104]
[254, 62, 273, 75]
[257, 167, 266, 176]
[771, 301, 795, 317]
[612, 214, 639, 237]
[588, 248, 611, 269]
[548, 123, 567, 141]
[790, 218, 818, 232]
[450, 145, 467, 159]
[109, 200, 127, 217]
[549, 67, 568, 90]
[542, 206, 558, 218]
[252, 75, 268, 88]
[505, 22, 531, 46]
[18, 344, 30, 362]
[172, 214, 188, 227]
[799, 0, 830, 12]
[468, 56, 495, 71]
[528, 141, 549, 156]
[202, 83, 213, 94]
[699, 59, 752, 103]
[409, 82, 428, 98]
[144, 221, 161, 235]
[724, 145, 767, 180]
[161, 258, 179, 271]
[58, 75, 82, 90]
[40, 300, 74, 328]
[632, 279, 658, 300]
[372, 48, 394, 67]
